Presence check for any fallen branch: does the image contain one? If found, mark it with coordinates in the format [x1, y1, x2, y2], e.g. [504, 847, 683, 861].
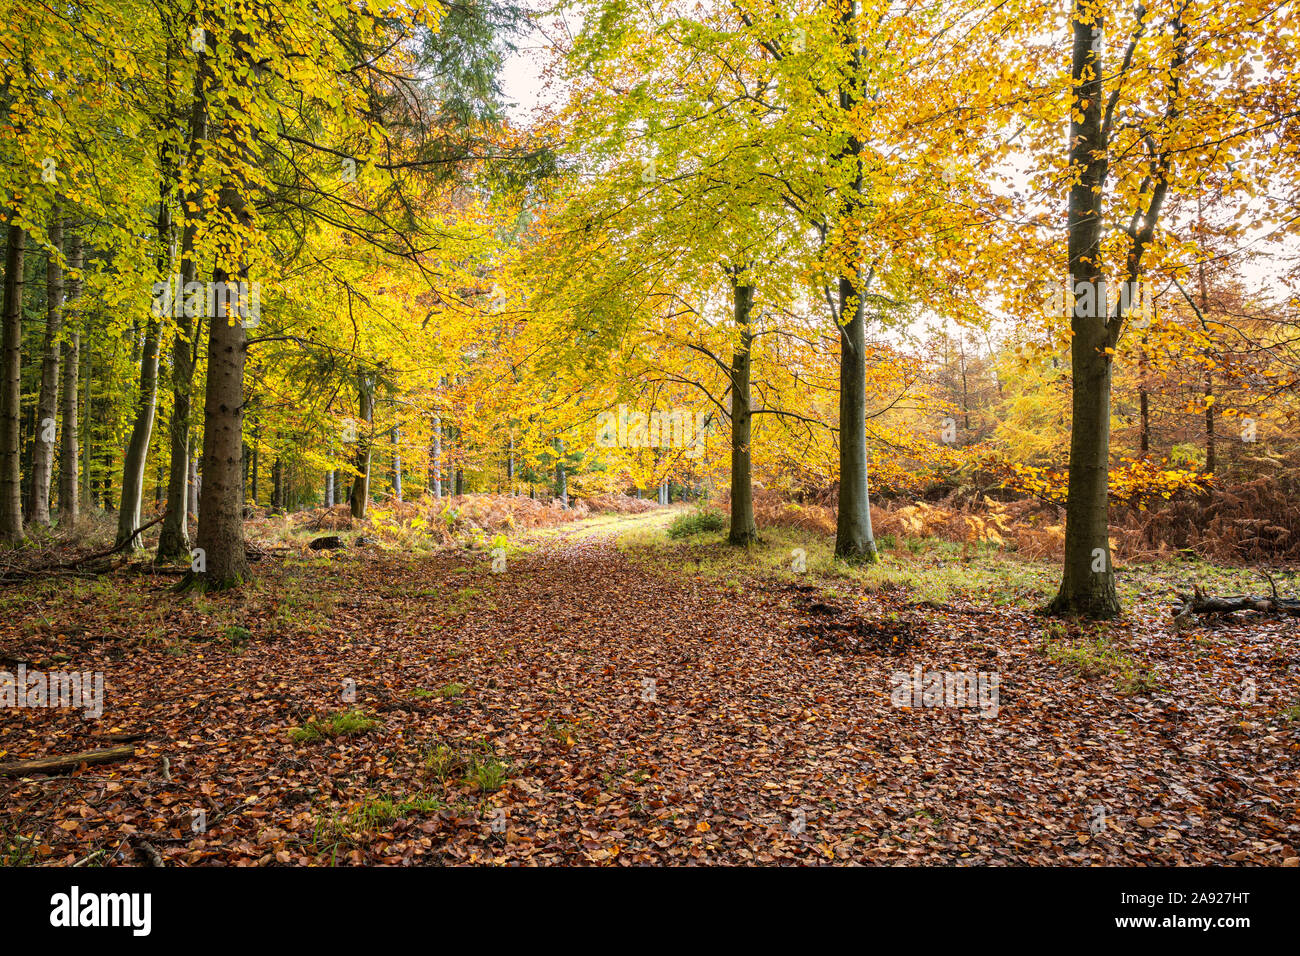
[0, 512, 168, 585]
[133, 839, 165, 867]
[1172, 581, 1300, 626]
[0, 744, 136, 777]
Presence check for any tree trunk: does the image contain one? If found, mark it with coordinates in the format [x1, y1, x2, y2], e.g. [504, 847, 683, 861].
[116, 314, 162, 549]
[271, 457, 283, 511]
[1137, 339, 1150, 454]
[79, 342, 92, 512]
[505, 433, 514, 493]
[835, 275, 877, 561]
[832, 2, 876, 563]
[391, 426, 402, 500]
[101, 450, 115, 511]
[248, 432, 258, 505]
[454, 425, 464, 496]
[1200, 262, 1215, 475]
[58, 231, 82, 527]
[193, 13, 255, 590]
[156, 307, 200, 558]
[431, 416, 442, 499]
[118, 147, 173, 550]
[728, 276, 757, 545]
[187, 454, 199, 522]
[1050, 6, 1120, 619]
[194, 276, 251, 586]
[958, 335, 971, 430]
[31, 214, 64, 526]
[349, 373, 373, 518]
[0, 224, 25, 544]
[157, 53, 207, 561]
[21, 400, 36, 520]
[554, 437, 566, 506]
[1204, 370, 1215, 473]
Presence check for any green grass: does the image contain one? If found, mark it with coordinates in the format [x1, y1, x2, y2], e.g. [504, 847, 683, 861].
[221, 624, 252, 647]
[465, 751, 511, 792]
[311, 791, 446, 858]
[1041, 633, 1160, 695]
[667, 507, 728, 539]
[431, 682, 466, 699]
[424, 742, 466, 782]
[422, 739, 511, 791]
[619, 522, 1054, 606]
[289, 709, 380, 743]
[1115, 557, 1299, 610]
[343, 792, 444, 831]
[615, 516, 1298, 617]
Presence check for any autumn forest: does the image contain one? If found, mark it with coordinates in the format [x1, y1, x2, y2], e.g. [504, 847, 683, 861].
[0, 0, 1298, 888]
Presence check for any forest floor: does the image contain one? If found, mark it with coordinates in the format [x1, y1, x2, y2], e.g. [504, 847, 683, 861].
[1, 508, 1298, 865]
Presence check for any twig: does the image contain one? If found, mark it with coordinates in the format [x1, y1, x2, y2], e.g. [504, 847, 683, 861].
[0, 512, 169, 585]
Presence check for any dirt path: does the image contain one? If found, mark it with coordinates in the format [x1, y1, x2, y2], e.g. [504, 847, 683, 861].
[2, 514, 1296, 865]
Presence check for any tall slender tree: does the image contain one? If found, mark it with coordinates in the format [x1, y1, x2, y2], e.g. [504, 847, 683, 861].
[0, 223, 24, 544]
[30, 213, 63, 525]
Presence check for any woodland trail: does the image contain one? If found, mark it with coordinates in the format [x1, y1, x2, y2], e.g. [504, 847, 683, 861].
[1, 514, 1296, 864]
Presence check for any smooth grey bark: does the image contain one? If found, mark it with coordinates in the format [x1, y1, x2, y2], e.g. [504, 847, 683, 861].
[119, 140, 174, 550]
[834, 272, 877, 562]
[728, 277, 757, 545]
[187, 454, 199, 522]
[58, 232, 83, 527]
[116, 315, 162, 549]
[0, 224, 25, 544]
[31, 214, 64, 526]
[157, 45, 208, 562]
[832, 0, 877, 563]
